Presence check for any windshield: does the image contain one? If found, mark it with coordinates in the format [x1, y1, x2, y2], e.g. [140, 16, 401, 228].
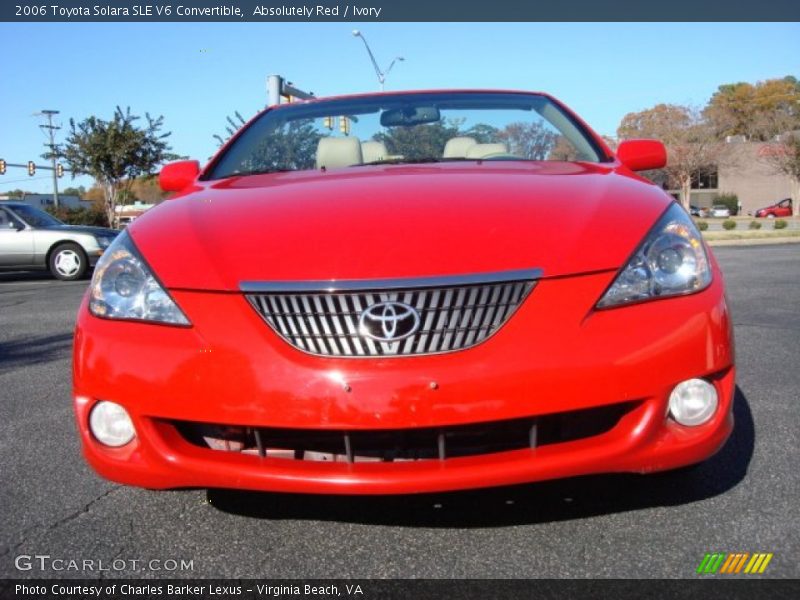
[11, 204, 64, 228]
[206, 92, 607, 180]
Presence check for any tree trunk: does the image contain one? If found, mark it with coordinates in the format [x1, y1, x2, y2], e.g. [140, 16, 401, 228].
[792, 177, 800, 218]
[103, 182, 117, 229]
[680, 176, 692, 210]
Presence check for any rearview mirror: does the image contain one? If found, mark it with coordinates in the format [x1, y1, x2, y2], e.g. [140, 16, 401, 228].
[616, 139, 667, 172]
[159, 160, 200, 192]
[380, 106, 441, 127]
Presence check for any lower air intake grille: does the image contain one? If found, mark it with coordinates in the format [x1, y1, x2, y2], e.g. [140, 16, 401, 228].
[171, 402, 638, 464]
[244, 270, 537, 357]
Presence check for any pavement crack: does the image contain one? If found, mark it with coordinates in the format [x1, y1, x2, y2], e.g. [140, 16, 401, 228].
[0, 486, 122, 560]
[44, 487, 121, 534]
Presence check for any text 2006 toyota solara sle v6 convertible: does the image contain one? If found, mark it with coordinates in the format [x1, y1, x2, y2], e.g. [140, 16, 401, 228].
[73, 90, 734, 494]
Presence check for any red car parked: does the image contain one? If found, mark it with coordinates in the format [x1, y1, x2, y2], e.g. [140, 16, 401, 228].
[754, 198, 792, 218]
[73, 90, 734, 494]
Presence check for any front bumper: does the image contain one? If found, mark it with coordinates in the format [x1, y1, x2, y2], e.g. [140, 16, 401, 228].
[73, 264, 735, 494]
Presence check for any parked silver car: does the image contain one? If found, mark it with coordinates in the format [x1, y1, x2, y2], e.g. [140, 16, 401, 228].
[0, 202, 118, 280]
[710, 205, 732, 218]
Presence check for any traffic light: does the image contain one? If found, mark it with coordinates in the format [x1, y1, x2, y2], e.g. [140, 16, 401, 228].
[56, 163, 64, 178]
[339, 116, 350, 135]
[0, 159, 6, 175]
[323, 116, 333, 130]
[27, 161, 36, 176]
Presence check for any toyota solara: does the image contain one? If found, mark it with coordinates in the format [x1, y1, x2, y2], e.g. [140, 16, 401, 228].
[73, 90, 734, 494]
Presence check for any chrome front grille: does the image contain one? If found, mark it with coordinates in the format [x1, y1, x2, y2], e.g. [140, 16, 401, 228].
[243, 269, 538, 357]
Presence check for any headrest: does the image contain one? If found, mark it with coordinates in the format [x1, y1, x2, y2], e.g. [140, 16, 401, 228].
[443, 136, 477, 158]
[316, 137, 363, 169]
[361, 141, 389, 164]
[465, 143, 509, 159]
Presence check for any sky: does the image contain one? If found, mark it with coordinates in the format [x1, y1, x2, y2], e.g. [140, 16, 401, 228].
[0, 22, 798, 194]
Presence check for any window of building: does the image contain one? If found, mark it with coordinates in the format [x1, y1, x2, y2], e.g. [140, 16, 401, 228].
[691, 167, 718, 190]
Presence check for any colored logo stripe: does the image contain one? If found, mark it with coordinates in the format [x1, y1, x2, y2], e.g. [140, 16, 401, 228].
[697, 553, 773, 574]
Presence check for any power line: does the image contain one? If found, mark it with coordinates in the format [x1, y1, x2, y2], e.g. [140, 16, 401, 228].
[0, 175, 54, 186]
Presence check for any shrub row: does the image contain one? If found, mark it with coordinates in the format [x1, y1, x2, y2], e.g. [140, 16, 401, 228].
[695, 219, 790, 232]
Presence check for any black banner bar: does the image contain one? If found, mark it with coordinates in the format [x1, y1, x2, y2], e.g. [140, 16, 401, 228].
[2, 0, 799, 22]
[2, 579, 800, 600]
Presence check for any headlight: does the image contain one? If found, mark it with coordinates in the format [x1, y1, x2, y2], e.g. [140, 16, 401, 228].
[597, 203, 711, 308]
[89, 230, 190, 325]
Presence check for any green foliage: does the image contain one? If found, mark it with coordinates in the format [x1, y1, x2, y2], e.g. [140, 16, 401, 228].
[774, 219, 788, 230]
[715, 193, 739, 215]
[704, 76, 800, 140]
[374, 120, 461, 160]
[2, 189, 29, 198]
[722, 219, 737, 230]
[696, 220, 709, 231]
[461, 122, 499, 144]
[46, 206, 109, 227]
[61, 186, 86, 198]
[498, 121, 558, 160]
[748, 220, 762, 230]
[61, 106, 176, 224]
[62, 107, 175, 183]
[246, 119, 321, 171]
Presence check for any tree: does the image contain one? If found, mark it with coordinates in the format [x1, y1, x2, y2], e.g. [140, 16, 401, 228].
[61, 186, 86, 198]
[498, 121, 558, 160]
[374, 120, 461, 160]
[618, 104, 728, 209]
[245, 119, 321, 172]
[705, 76, 800, 141]
[129, 176, 168, 204]
[2, 189, 30, 198]
[60, 106, 176, 226]
[461, 123, 499, 144]
[759, 134, 800, 216]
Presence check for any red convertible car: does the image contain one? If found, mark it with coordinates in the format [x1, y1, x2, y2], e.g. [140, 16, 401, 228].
[73, 90, 734, 494]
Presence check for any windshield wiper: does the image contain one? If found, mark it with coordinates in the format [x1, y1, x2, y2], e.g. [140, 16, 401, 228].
[216, 168, 294, 179]
[359, 157, 473, 166]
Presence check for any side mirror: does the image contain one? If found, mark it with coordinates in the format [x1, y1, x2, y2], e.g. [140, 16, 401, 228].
[616, 139, 667, 172]
[159, 160, 200, 192]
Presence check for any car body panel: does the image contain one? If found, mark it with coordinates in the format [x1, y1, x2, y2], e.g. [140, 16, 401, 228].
[131, 162, 671, 291]
[73, 254, 734, 493]
[71, 89, 735, 494]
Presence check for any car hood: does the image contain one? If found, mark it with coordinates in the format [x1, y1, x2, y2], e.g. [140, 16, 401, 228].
[130, 162, 671, 291]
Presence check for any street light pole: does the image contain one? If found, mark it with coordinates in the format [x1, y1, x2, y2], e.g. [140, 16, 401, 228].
[39, 110, 61, 209]
[351, 30, 404, 91]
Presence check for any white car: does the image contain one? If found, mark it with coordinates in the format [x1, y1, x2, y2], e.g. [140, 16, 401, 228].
[710, 205, 731, 218]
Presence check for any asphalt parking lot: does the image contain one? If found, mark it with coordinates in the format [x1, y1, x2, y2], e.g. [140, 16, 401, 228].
[1, 244, 798, 579]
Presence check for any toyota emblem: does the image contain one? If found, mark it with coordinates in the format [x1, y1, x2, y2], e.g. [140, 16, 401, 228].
[358, 301, 421, 342]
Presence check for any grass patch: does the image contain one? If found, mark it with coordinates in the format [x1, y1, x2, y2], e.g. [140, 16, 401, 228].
[702, 230, 800, 241]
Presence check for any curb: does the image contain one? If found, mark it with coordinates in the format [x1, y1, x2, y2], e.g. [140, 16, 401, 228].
[706, 237, 800, 247]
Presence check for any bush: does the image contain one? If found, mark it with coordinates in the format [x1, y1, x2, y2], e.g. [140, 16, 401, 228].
[722, 219, 737, 230]
[748, 220, 762, 230]
[46, 206, 109, 227]
[696, 220, 709, 231]
[774, 219, 788, 230]
[715, 193, 739, 216]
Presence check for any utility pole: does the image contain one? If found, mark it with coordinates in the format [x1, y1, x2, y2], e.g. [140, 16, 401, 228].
[38, 110, 61, 209]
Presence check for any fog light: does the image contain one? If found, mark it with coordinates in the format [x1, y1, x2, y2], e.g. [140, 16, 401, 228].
[668, 379, 718, 426]
[89, 401, 135, 446]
